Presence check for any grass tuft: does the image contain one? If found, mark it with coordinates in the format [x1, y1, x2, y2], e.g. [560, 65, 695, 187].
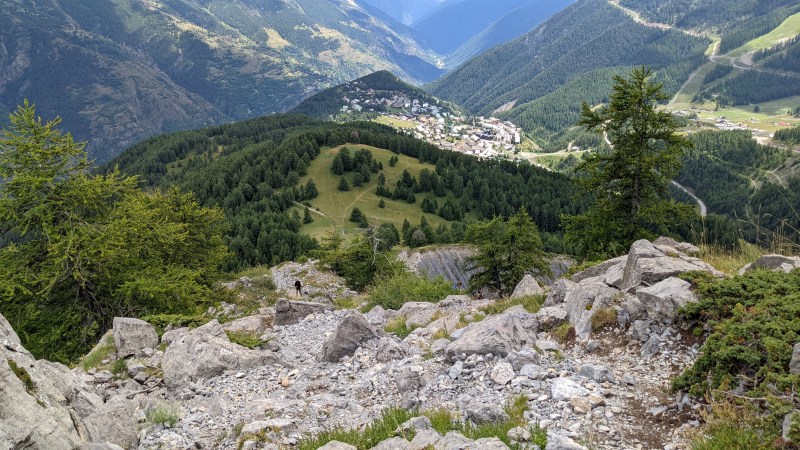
[590, 307, 618, 331]
[226, 331, 266, 349]
[384, 316, 417, 338]
[79, 335, 116, 371]
[146, 403, 180, 427]
[479, 295, 544, 316]
[7, 358, 36, 395]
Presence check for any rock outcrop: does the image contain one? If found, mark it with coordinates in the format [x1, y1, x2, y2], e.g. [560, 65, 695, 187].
[320, 313, 379, 362]
[397, 245, 477, 287]
[446, 312, 532, 360]
[510, 274, 544, 298]
[161, 320, 276, 389]
[1, 313, 103, 450]
[113, 317, 159, 358]
[738, 254, 800, 275]
[274, 299, 333, 326]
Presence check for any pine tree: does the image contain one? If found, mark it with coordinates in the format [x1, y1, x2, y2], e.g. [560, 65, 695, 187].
[305, 179, 318, 199]
[331, 155, 345, 175]
[466, 208, 548, 295]
[563, 67, 694, 258]
[378, 199, 386, 208]
[303, 207, 314, 224]
[337, 177, 350, 191]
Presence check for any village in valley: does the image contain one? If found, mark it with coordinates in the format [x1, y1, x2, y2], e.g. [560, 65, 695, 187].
[336, 81, 524, 160]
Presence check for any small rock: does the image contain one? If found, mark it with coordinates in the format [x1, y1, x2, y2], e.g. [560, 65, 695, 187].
[491, 362, 515, 385]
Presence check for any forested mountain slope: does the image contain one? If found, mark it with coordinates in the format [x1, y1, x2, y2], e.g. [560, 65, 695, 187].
[428, 0, 709, 144]
[0, 0, 442, 162]
[104, 115, 583, 270]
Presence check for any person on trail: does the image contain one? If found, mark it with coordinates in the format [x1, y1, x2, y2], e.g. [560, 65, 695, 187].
[294, 280, 302, 297]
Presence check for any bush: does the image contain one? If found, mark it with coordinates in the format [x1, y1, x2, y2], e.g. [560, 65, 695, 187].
[366, 271, 454, 311]
[225, 331, 265, 349]
[479, 295, 544, 315]
[590, 307, 618, 331]
[146, 404, 180, 427]
[110, 359, 128, 377]
[673, 269, 800, 397]
[384, 317, 416, 338]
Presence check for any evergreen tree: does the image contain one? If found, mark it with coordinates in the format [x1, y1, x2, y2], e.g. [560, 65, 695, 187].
[303, 207, 314, 224]
[378, 199, 386, 208]
[337, 177, 350, 191]
[305, 179, 319, 199]
[0, 103, 229, 362]
[353, 172, 364, 187]
[563, 67, 694, 258]
[466, 208, 548, 296]
[389, 155, 398, 167]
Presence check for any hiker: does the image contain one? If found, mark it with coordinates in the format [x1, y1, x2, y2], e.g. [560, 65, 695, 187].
[294, 280, 302, 297]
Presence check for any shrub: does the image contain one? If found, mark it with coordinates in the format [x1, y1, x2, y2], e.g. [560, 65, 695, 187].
[146, 404, 180, 427]
[384, 317, 416, 339]
[296, 407, 415, 450]
[552, 323, 576, 344]
[479, 295, 544, 315]
[142, 314, 210, 336]
[225, 331, 265, 349]
[673, 269, 800, 397]
[110, 358, 128, 377]
[590, 307, 618, 331]
[366, 270, 454, 311]
[7, 359, 36, 395]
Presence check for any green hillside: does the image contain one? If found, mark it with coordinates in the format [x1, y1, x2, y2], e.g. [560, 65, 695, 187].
[105, 114, 584, 271]
[427, 0, 709, 145]
[0, 0, 442, 162]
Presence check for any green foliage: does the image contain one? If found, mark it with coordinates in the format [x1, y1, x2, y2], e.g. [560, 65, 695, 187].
[110, 358, 128, 377]
[79, 336, 116, 371]
[0, 103, 230, 362]
[466, 208, 549, 295]
[673, 269, 800, 397]
[689, 399, 785, 450]
[552, 323, 576, 344]
[590, 307, 618, 331]
[141, 314, 210, 335]
[564, 67, 695, 258]
[384, 317, 417, 339]
[7, 358, 36, 395]
[296, 407, 416, 450]
[317, 233, 398, 291]
[366, 270, 455, 311]
[479, 295, 545, 315]
[146, 404, 180, 427]
[225, 331, 265, 349]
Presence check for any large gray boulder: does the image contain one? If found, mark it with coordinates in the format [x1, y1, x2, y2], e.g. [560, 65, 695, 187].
[83, 396, 142, 449]
[398, 302, 439, 327]
[620, 240, 721, 292]
[636, 277, 698, 320]
[1, 313, 101, 450]
[162, 320, 276, 389]
[274, 299, 333, 326]
[738, 254, 800, 275]
[113, 317, 158, 358]
[545, 279, 622, 340]
[445, 313, 532, 360]
[653, 236, 700, 255]
[791, 343, 800, 375]
[321, 314, 379, 363]
[221, 315, 271, 336]
[546, 431, 588, 450]
[511, 274, 544, 298]
[570, 256, 627, 283]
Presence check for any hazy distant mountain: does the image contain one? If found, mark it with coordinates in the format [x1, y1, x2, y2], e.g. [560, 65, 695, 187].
[0, 0, 443, 162]
[360, 0, 448, 25]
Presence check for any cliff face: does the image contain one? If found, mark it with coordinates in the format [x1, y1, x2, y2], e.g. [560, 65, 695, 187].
[397, 245, 478, 288]
[397, 245, 575, 288]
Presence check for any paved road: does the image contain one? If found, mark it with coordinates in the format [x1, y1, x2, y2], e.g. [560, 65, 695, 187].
[671, 181, 708, 217]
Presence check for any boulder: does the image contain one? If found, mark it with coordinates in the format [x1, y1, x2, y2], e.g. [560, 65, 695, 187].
[372, 437, 411, 450]
[113, 317, 158, 358]
[636, 277, 697, 320]
[549, 280, 622, 340]
[511, 274, 544, 298]
[653, 236, 700, 255]
[620, 240, 721, 292]
[162, 322, 276, 389]
[570, 256, 627, 283]
[318, 441, 357, 450]
[410, 429, 442, 449]
[398, 302, 439, 327]
[550, 377, 588, 401]
[467, 438, 510, 449]
[504, 348, 541, 371]
[546, 431, 588, 450]
[83, 396, 142, 449]
[435, 431, 474, 450]
[578, 364, 615, 383]
[466, 402, 508, 424]
[739, 254, 800, 275]
[790, 343, 800, 375]
[222, 315, 271, 336]
[321, 314, 379, 363]
[533, 306, 568, 330]
[445, 313, 532, 360]
[274, 299, 333, 326]
[491, 362, 515, 385]
[375, 337, 407, 363]
[1, 313, 101, 450]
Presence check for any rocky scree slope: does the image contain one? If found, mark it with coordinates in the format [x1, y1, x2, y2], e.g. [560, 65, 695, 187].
[3, 238, 800, 449]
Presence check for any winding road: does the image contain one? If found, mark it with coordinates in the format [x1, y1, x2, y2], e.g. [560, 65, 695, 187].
[671, 181, 708, 217]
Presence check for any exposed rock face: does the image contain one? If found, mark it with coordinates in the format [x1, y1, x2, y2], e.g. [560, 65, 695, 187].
[653, 236, 700, 255]
[320, 313, 379, 363]
[397, 245, 477, 287]
[113, 317, 159, 358]
[83, 396, 142, 449]
[570, 256, 627, 283]
[544, 279, 621, 340]
[1, 313, 101, 450]
[446, 313, 532, 360]
[738, 254, 800, 275]
[162, 320, 276, 389]
[511, 274, 544, 298]
[274, 299, 333, 326]
[636, 277, 698, 320]
[791, 343, 800, 375]
[270, 260, 357, 299]
[221, 315, 271, 336]
[620, 240, 722, 292]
